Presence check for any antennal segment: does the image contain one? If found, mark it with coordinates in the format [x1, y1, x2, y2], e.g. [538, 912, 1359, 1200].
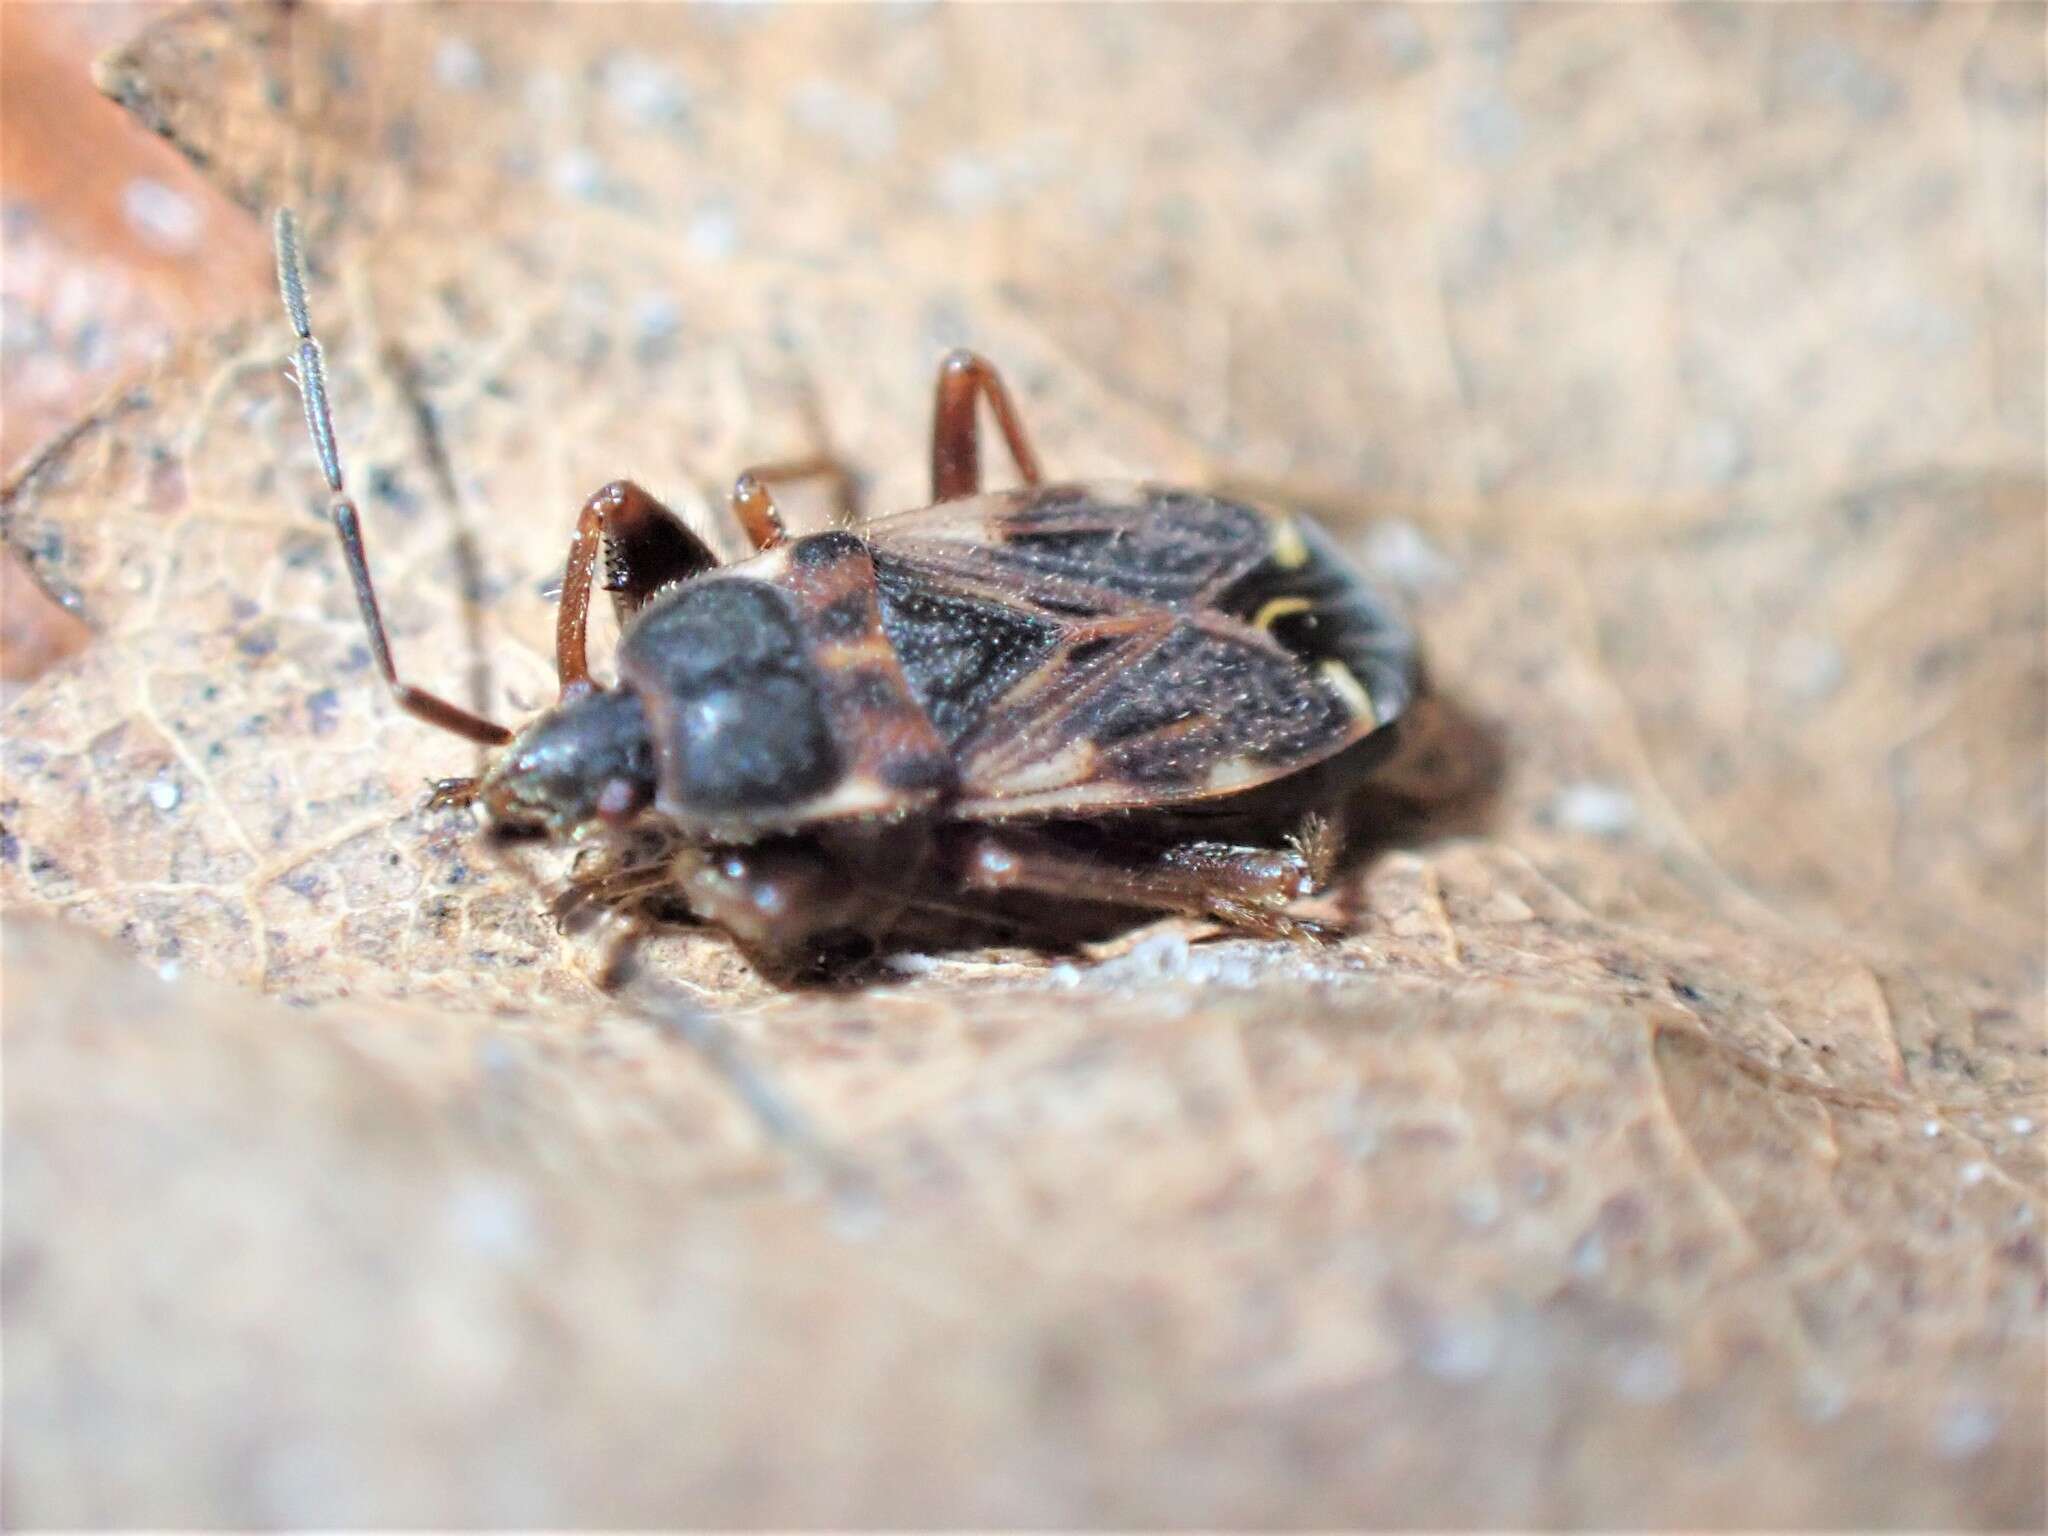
[276, 210, 343, 494]
[272, 208, 513, 747]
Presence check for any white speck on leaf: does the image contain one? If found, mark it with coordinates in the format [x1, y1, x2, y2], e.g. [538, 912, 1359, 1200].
[433, 36, 485, 90]
[632, 292, 681, 349]
[1799, 1372, 1849, 1423]
[1453, 92, 1523, 164]
[1682, 417, 1751, 485]
[788, 78, 898, 161]
[1933, 1397, 2001, 1461]
[933, 143, 1054, 215]
[1090, 931, 1190, 985]
[122, 179, 202, 254]
[937, 154, 1002, 214]
[600, 51, 692, 128]
[1775, 634, 1848, 702]
[1361, 519, 1460, 594]
[1612, 1342, 1683, 1403]
[1419, 1312, 1500, 1382]
[447, 1176, 536, 1264]
[523, 68, 567, 116]
[686, 200, 739, 262]
[1455, 1185, 1502, 1229]
[551, 148, 604, 200]
[1552, 782, 1639, 838]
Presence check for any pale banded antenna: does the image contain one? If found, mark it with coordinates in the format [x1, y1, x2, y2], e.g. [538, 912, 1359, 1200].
[274, 209, 342, 493]
[272, 208, 513, 746]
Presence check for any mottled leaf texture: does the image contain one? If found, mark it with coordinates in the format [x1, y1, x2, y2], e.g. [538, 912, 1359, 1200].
[3, 3, 2043, 1525]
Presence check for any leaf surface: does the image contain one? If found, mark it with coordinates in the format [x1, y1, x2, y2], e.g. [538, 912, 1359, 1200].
[4, 4, 2042, 1524]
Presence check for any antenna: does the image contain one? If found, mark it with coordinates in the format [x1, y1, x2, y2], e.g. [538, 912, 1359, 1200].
[273, 209, 512, 746]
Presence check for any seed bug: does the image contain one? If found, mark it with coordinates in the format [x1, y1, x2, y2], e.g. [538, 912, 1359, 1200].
[273, 210, 1422, 973]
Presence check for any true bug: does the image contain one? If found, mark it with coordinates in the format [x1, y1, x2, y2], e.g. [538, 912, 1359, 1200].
[274, 210, 1421, 972]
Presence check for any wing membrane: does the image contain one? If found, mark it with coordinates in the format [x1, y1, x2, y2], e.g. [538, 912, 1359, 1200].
[865, 482, 1395, 815]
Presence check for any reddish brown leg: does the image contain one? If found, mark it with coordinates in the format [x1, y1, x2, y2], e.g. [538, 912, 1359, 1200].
[930, 349, 1044, 502]
[551, 877, 658, 990]
[727, 454, 860, 552]
[680, 839, 887, 963]
[556, 480, 719, 698]
[274, 211, 512, 747]
[949, 827, 1338, 940]
[427, 775, 482, 809]
[728, 473, 787, 552]
[552, 846, 680, 931]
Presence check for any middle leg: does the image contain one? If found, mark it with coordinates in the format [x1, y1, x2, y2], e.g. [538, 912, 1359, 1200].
[680, 825, 932, 965]
[726, 453, 862, 552]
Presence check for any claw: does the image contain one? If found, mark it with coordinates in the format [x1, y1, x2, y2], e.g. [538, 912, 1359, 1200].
[1205, 891, 1347, 944]
[426, 776, 481, 811]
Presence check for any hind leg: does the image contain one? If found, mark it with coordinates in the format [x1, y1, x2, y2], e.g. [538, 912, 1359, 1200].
[929, 350, 1043, 501]
[946, 826, 1343, 941]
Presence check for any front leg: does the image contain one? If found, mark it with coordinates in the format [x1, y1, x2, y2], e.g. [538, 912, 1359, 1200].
[555, 480, 721, 697]
[677, 834, 917, 966]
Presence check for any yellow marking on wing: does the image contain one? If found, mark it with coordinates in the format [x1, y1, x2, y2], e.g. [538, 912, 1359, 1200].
[1252, 594, 1314, 630]
[816, 636, 894, 669]
[1319, 658, 1375, 720]
[1267, 516, 1310, 570]
[1205, 757, 1265, 791]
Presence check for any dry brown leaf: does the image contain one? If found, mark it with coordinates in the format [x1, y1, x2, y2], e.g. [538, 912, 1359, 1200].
[3, 3, 2043, 1524]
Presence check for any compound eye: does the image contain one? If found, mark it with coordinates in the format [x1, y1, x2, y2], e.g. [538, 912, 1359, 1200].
[595, 775, 650, 825]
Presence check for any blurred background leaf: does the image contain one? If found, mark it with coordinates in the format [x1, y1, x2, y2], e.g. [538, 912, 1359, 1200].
[2, 3, 2042, 1525]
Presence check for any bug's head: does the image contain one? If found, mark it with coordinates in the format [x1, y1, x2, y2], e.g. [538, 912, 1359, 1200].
[479, 685, 656, 836]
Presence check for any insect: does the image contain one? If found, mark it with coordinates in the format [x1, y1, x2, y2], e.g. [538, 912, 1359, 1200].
[273, 210, 1421, 973]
